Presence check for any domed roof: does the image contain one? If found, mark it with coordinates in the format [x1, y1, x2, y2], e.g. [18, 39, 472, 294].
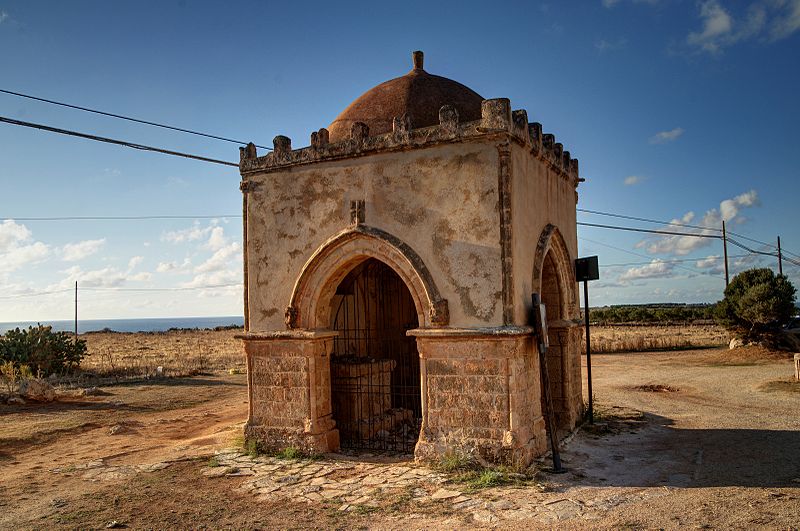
[327, 51, 484, 143]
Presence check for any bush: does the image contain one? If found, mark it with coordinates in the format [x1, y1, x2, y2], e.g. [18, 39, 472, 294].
[0, 324, 86, 376]
[714, 268, 797, 345]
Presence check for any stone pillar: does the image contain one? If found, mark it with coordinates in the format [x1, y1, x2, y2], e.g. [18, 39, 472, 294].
[408, 326, 547, 467]
[239, 330, 339, 454]
[545, 321, 584, 435]
[794, 353, 799, 381]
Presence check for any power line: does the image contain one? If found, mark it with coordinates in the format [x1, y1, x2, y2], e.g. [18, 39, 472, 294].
[578, 208, 721, 232]
[726, 229, 800, 260]
[580, 207, 799, 259]
[0, 115, 239, 167]
[0, 88, 272, 151]
[602, 254, 748, 268]
[0, 289, 73, 300]
[577, 221, 721, 239]
[0, 283, 242, 299]
[578, 237, 725, 279]
[725, 237, 778, 257]
[3, 215, 242, 221]
[82, 283, 242, 292]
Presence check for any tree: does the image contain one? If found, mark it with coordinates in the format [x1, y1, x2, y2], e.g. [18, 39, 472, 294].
[714, 268, 797, 345]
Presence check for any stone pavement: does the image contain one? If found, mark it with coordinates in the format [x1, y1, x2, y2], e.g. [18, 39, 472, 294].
[203, 449, 671, 524]
[52, 449, 671, 524]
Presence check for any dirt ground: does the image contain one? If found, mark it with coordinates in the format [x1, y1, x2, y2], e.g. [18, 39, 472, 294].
[1, 346, 798, 529]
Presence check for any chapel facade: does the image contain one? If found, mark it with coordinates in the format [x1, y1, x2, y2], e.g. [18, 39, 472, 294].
[237, 51, 584, 465]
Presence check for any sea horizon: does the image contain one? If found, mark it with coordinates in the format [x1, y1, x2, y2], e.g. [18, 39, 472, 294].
[0, 315, 245, 334]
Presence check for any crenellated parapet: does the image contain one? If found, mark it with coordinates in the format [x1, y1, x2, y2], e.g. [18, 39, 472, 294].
[239, 98, 580, 188]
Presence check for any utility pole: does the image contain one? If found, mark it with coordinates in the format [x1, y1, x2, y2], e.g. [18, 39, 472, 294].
[722, 221, 729, 287]
[778, 236, 783, 276]
[74, 281, 78, 342]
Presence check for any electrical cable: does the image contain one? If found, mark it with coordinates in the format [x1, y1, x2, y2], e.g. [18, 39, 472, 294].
[2, 215, 242, 221]
[0, 116, 239, 167]
[577, 208, 721, 232]
[578, 237, 725, 279]
[577, 221, 721, 239]
[0, 88, 272, 150]
[0, 283, 242, 299]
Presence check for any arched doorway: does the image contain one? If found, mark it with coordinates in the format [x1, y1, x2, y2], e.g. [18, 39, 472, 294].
[329, 258, 422, 453]
[540, 250, 569, 434]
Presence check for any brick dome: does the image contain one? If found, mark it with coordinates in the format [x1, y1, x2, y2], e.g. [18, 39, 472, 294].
[327, 51, 483, 143]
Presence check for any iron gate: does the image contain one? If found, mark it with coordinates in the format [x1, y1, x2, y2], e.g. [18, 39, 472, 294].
[330, 259, 421, 453]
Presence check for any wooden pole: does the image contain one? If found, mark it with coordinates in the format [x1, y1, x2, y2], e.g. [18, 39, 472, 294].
[778, 236, 783, 276]
[74, 281, 78, 341]
[722, 221, 729, 287]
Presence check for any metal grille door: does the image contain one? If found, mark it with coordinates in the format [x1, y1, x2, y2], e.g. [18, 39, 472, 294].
[330, 259, 421, 453]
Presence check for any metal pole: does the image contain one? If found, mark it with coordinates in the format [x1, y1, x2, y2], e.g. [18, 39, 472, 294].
[722, 221, 729, 287]
[532, 293, 563, 473]
[584, 280, 593, 424]
[74, 281, 78, 341]
[778, 236, 783, 276]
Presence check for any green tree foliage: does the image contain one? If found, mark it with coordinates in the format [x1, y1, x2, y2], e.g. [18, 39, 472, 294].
[589, 305, 715, 324]
[714, 268, 797, 343]
[0, 325, 86, 375]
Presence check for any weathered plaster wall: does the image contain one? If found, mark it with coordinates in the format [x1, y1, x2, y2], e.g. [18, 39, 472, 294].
[245, 141, 503, 331]
[508, 142, 580, 325]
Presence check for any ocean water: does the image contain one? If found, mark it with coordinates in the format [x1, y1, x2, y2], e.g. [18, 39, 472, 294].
[0, 316, 244, 334]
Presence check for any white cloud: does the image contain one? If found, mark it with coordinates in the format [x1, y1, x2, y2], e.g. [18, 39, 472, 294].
[205, 226, 227, 251]
[687, 0, 800, 54]
[180, 269, 240, 289]
[0, 219, 32, 250]
[161, 221, 216, 244]
[0, 242, 49, 275]
[719, 189, 759, 221]
[687, 0, 733, 53]
[129, 271, 152, 282]
[60, 265, 127, 288]
[696, 255, 725, 274]
[770, 0, 800, 39]
[57, 263, 154, 288]
[127, 255, 144, 270]
[0, 220, 50, 274]
[649, 127, 684, 144]
[595, 38, 628, 53]
[62, 238, 106, 262]
[619, 259, 674, 281]
[636, 190, 759, 256]
[0, 11, 8, 24]
[194, 242, 241, 274]
[624, 175, 645, 186]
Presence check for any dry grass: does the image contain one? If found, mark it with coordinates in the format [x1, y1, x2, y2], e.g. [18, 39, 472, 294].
[585, 324, 728, 353]
[79, 328, 244, 380]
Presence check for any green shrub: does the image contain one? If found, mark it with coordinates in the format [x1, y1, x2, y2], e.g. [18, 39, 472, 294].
[0, 325, 86, 375]
[714, 268, 796, 344]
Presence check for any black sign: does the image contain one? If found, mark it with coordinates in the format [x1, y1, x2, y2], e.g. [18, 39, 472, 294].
[575, 256, 599, 282]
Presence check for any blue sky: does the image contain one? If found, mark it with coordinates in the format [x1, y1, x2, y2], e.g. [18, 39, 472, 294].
[1, 0, 798, 321]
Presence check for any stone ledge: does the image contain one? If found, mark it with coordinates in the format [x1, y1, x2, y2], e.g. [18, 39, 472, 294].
[408, 326, 533, 338]
[237, 329, 339, 341]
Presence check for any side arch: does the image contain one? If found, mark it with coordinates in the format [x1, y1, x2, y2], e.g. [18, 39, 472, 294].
[286, 225, 449, 329]
[532, 224, 578, 320]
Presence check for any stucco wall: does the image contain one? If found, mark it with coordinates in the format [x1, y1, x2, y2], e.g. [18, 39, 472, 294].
[508, 142, 580, 325]
[245, 141, 504, 331]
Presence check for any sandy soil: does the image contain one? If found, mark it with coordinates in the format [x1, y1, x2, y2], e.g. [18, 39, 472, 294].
[1, 346, 798, 529]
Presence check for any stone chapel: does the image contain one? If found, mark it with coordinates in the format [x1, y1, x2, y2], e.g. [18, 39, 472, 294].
[237, 51, 584, 465]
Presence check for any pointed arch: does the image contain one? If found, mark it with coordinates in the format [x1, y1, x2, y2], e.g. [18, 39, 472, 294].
[532, 224, 578, 320]
[286, 225, 449, 330]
